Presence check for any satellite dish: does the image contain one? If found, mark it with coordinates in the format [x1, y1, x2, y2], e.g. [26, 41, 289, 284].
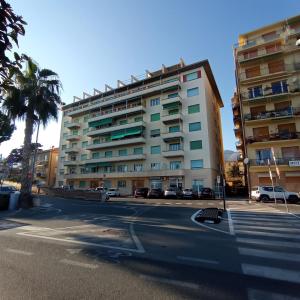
[296, 39, 300, 47]
[244, 158, 249, 165]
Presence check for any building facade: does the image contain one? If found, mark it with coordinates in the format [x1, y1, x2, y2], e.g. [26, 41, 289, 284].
[56, 59, 224, 195]
[233, 15, 300, 192]
[30, 147, 59, 187]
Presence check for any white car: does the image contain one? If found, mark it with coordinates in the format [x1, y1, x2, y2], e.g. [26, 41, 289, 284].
[251, 186, 300, 203]
[107, 188, 121, 197]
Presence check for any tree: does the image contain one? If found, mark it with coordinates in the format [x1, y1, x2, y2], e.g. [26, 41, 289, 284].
[2, 57, 62, 207]
[0, 111, 14, 142]
[6, 143, 42, 164]
[228, 163, 241, 178]
[0, 0, 26, 86]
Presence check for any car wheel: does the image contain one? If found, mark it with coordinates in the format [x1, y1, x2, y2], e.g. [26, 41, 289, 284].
[288, 195, 299, 204]
[260, 195, 269, 202]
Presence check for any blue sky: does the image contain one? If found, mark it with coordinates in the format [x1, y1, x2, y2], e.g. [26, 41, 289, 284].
[1, 0, 299, 157]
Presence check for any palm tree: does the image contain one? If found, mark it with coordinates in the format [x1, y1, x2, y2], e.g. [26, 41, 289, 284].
[2, 56, 62, 207]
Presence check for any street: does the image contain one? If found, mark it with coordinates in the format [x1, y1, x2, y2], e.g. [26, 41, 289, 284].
[0, 196, 300, 300]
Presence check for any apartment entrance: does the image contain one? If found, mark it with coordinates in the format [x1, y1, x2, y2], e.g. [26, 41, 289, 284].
[169, 177, 183, 189]
[150, 178, 162, 189]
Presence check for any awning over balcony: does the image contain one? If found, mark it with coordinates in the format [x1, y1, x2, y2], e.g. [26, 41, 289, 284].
[89, 117, 113, 128]
[111, 127, 142, 140]
[86, 162, 112, 167]
[162, 102, 180, 110]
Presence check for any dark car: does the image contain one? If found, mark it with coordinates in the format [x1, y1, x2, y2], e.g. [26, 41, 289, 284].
[147, 188, 163, 199]
[0, 185, 17, 195]
[199, 187, 215, 199]
[182, 188, 197, 199]
[134, 187, 149, 198]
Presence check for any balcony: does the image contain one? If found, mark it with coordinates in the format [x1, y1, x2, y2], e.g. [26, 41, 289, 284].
[66, 79, 181, 117]
[237, 45, 283, 63]
[87, 121, 145, 137]
[66, 122, 81, 129]
[65, 147, 80, 153]
[244, 107, 300, 123]
[81, 153, 146, 165]
[63, 160, 78, 166]
[161, 130, 184, 141]
[162, 146, 184, 157]
[161, 111, 183, 124]
[235, 140, 243, 150]
[161, 94, 182, 107]
[234, 127, 242, 137]
[88, 104, 145, 124]
[65, 134, 80, 141]
[250, 157, 300, 166]
[246, 132, 300, 144]
[86, 136, 146, 150]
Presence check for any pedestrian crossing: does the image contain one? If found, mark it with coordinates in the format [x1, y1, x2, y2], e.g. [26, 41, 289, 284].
[229, 203, 300, 298]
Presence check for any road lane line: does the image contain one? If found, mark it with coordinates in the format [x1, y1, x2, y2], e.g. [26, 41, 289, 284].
[5, 248, 33, 256]
[227, 209, 235, 236]
[234, 225, 300, 232]
[241, 264, 300, 284]
[139, 275, 199, 290]
[238, 247, 300, 262]
[177, 256, 219, 265]
[235, 230, 300, 239]
[60, 259, 98, 269]
[236, 237, 300, 249]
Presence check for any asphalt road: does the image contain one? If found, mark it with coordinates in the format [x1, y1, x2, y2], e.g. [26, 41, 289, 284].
[0, 196, 299, 300]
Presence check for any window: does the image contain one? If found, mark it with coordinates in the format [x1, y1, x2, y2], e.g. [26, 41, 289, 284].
[167, 93, 178, 99]
[63, 133, 67, 138]
[187, 87, 199, 97]
[105, 151, 112, 158]
[169, 143, 181, 151]
[83, 128, 89, 135]
[60, 156, 65, 162]
[151, 129, 160, 137]
[119, 149, 127, 156]
[79, 181, 86, 188]
[190, 140, 202, 150]
[119, 119, 128, 125]
[92, 152, 99, 159]
[93, 139, 100, 144]
[118, 180, 126, 188]
[71, 142, 77, 148]
[62, 145, 66, 150]
[192, 179, 204, 192]
[271, 80, 288, 94]
[134, 164, 143, 171]
[151, 113, 160, 122]
[170, 161, 181, 170]
[72, 129, 78, 135]
[59, 169, 64, 175]
[84, 115, 89, 122]
[81, 154, 87, 161]
[151, 163, 160, 170]
[268, 60, 284, 74]
[169, 108, 179, 115]
[64, 121, 68, 127]
[256, 149, 271, 164]
[191, 160, 203, 169]
[133, 147, 143, 155]
[188, 104, 200, 114]
[151, 145, 161, 154]
[82, 141, 88, 148]
[189, 122, 201, 132]
[245, 66, 261, 78]
[134, 116, 143, 122]
[185, 71, 199, 81]
[117, 165, 128, 172]
[248, 86, 263, 99]
[169, 125, 180, 133]
[150, 98, 160, 106]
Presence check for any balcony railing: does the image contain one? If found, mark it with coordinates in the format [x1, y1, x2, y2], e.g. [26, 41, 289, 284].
[250, 157, 300, 166]
[237, 45, 283, 63]
[82, 153, 146, 164]
[234, 33, 281, 50]
[244, 107, 300, 121]
[246, 132, 300, 144]
[88, 120, 145, 134]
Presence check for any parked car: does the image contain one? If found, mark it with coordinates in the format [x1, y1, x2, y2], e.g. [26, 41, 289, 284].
[198, 187, 215, 199]
[164, 187, 183, 199]
[147, 188, 163, 199]
[0, 185, 17, 195]
[107, 188, 120, 197]
[251, 186, 300, 203]
[95, 187, 107, 191]
[134, 187, 149, 198]
[182, 188, 197, 199]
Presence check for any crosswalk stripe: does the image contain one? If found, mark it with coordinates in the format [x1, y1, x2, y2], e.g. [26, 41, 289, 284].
[235, 230, 300, 240]
[234, 225, 300, 233]
[237, 237, 300, 249]
[232, 217, 300, 223]
[230, 213, 294, 219]
[239, 247, 300, 262]
[241, 264, 300, 284]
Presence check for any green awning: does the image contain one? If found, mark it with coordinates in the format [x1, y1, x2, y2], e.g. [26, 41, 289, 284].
[89, 117, 112, 127]
[86, 162, 112, 167]
[162, 102, 179, 110]
[111, 130, 125, 140]
[124, 127, 142, 137]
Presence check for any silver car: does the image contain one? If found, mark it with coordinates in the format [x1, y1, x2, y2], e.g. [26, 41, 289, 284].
[164, 187, 182, 199]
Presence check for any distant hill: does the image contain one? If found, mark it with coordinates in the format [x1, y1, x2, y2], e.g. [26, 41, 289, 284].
[224, 150, 241, 162]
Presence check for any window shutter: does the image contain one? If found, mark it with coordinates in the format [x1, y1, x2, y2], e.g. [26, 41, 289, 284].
[197, 70, 201, 78]
[183, 75, 187, 82]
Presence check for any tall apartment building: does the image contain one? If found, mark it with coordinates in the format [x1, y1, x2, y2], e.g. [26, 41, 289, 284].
[56, 59, 224, 195]
[233, 15, 300, 192]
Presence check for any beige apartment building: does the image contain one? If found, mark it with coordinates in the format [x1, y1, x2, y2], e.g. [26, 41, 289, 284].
[56, 59, 224, 195]
[233, 15, 300, 192]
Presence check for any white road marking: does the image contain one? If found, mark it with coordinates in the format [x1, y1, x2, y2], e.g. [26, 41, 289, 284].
[247, 288, 300, 300]
[235, 230, 300, 239]
[66, 248, 82, 254]
[187, 203, 192, 205]
[236, 237, 300, 249]
[165, 203, 171, 205]
[234, 225, 300, 232]
[177, 256, 219, 265]
[60, 259, 98, 269]
[5, 248, 33, 256]
[238, 247, 300, 262]
[289, 212, 300, 220]
[227, 209, 235, 236]
[233, 217, 300, 223]
[175, 202, 181, 205]
[241, 264, 300, 284]
[139, 275, 199, 290]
